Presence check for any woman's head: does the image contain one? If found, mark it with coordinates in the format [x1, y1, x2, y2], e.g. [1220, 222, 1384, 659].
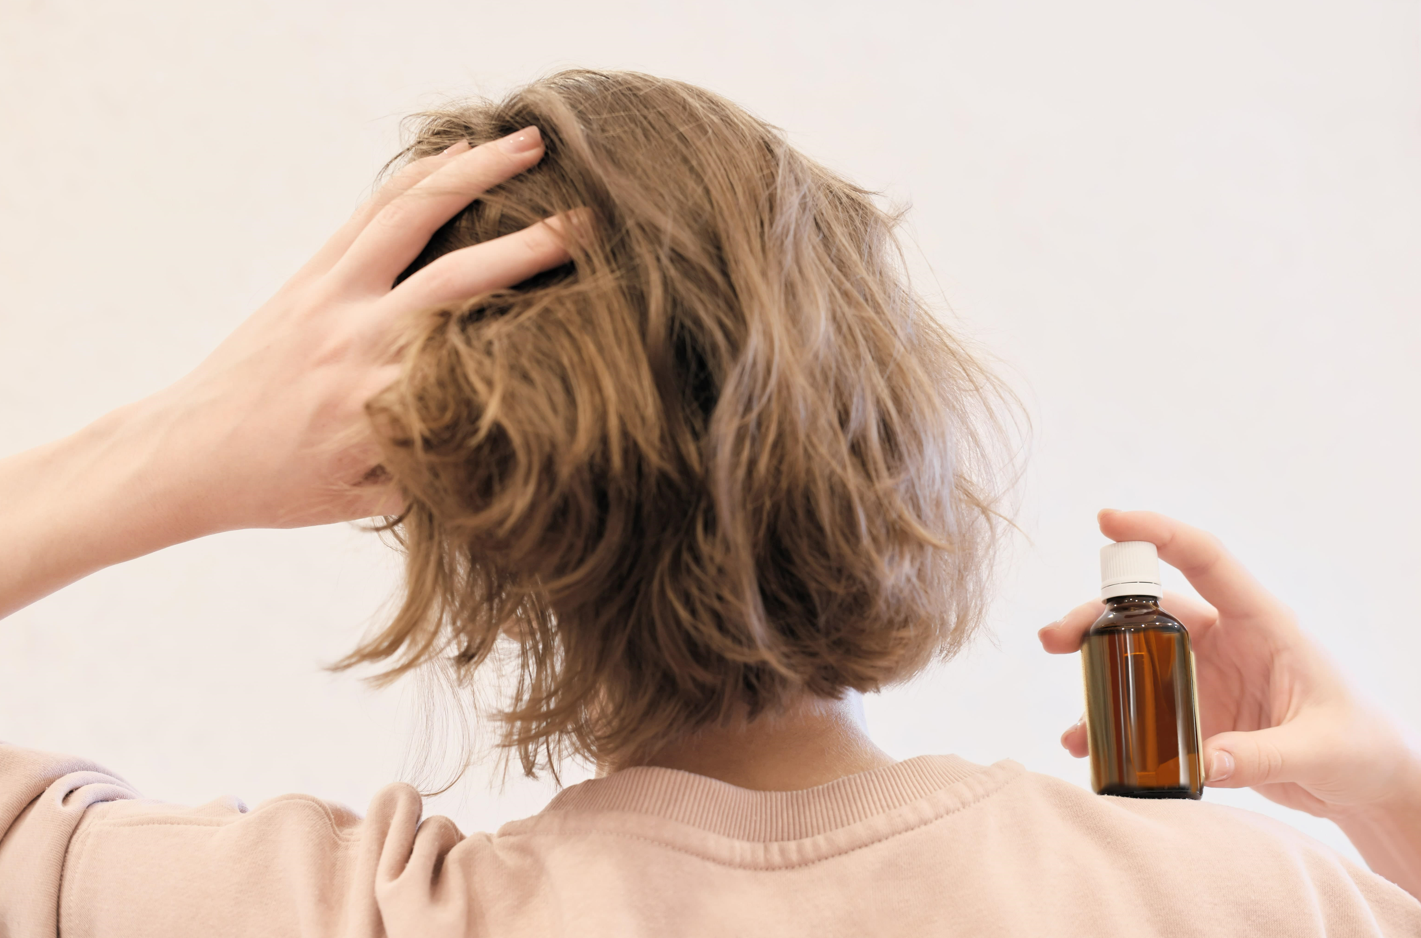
[341, 69, 1017, 776]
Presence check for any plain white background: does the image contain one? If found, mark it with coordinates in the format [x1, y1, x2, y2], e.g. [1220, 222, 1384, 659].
[2, 1, 1418, 863]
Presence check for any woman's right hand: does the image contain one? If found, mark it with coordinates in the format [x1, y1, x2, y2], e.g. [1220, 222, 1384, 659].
[1039, 510, 1421, 823]
[0, 126, 575, 619]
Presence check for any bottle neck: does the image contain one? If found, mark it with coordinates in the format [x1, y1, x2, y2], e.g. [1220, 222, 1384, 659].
[1104, 594, 1161, 609]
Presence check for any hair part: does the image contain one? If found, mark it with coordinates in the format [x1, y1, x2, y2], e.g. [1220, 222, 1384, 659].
[334, 69, 1021, 780]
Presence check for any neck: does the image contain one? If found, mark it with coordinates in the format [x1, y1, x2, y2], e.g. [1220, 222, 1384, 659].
[610, 691, 896, 792]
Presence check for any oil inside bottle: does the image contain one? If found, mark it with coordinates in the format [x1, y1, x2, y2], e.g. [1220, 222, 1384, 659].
[1082, 595, 1203, 798]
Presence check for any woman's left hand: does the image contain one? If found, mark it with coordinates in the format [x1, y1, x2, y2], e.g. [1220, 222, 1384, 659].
[0, 126, 574, 617]
[1040, 510, 1416, 817]
[1038, 510, 1421, 896]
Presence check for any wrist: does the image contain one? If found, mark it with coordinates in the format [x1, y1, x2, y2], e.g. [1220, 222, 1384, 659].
[80, 392, 230, 546]
[1325, 746, 1421, 827]
[1326, 747, 1421, 898]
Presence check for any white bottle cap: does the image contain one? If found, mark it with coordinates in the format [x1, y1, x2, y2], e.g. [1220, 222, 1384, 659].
[1100, 541, 1163, 600]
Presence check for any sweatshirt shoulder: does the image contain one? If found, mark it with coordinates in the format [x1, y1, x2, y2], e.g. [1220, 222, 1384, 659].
[986, 766, 1419, 912]
[1000, 766, 1343, 851]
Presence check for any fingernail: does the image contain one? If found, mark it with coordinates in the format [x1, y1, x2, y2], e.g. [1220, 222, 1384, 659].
[440, 140, 471, 156]
[1206, 750, 1234, 783]
[497, 126, 543, 154]
[1098, 508, 1119, 517]
[544, 206, 592, 237]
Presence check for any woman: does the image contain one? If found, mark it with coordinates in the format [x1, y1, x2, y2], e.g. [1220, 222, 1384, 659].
[0, 70, 1417, 936]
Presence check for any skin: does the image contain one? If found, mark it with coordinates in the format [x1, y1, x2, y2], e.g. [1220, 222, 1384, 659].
[622, 692, 896, 791]
[0, 133, 1416, 898]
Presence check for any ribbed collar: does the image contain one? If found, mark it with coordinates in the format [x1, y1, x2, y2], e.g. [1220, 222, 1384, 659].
[540, 755, 985, 842]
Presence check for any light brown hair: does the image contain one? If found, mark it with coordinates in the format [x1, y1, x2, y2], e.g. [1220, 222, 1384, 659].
[338, 69, 1019, 778]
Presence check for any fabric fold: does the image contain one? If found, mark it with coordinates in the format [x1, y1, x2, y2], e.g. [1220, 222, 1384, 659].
[0, 748, 139, 935]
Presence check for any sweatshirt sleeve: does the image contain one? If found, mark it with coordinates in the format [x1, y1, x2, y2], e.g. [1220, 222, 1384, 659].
[0, 743, 469, 938]
[0, 745, 140, 935]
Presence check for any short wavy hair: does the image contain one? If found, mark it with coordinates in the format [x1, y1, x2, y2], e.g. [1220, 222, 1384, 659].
[338, 69, 1019, 778]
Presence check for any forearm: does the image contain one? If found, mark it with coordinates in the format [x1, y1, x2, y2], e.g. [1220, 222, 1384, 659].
[0, 398, 211, 618]
[1331, 753, 1421, 899]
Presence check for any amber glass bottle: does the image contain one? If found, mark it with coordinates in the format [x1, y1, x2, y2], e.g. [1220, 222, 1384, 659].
[1081, 542, 1203, 799]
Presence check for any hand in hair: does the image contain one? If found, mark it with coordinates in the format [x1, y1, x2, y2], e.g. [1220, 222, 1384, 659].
[0, 126, 575, 618]
[1040, 509, 1421, 897]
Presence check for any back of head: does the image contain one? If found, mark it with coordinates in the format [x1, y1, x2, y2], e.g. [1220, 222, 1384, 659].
[340, 69, 1016, 776]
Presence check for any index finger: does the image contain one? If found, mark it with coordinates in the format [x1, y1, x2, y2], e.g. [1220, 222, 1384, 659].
[289, 141, 474, 288]
[332, 126, 547, 292]
[1039, 588, 1220, 654]
[1098, 510, 1276, 619]
[1038, 597, 1105, 654]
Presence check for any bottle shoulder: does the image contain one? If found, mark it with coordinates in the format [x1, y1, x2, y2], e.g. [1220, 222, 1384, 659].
[1089, 603, 1188, 634]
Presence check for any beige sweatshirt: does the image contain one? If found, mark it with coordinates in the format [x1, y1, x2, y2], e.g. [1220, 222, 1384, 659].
[0, 743, 1417, 936]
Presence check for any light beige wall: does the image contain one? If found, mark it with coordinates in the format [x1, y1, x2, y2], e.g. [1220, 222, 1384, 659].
[2, 0, 1417, 859]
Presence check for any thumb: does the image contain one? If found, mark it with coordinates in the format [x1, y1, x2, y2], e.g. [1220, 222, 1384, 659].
[1202, 726, 1303, 789]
